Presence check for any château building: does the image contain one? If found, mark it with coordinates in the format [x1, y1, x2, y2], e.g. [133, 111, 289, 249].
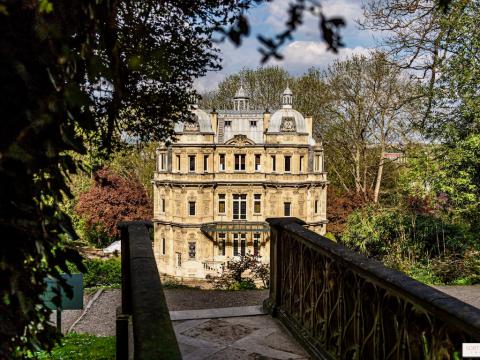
[153, 85, 327, 279]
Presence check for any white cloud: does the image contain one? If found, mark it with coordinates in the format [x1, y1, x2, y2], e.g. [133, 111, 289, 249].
[278, 41, 372, 71]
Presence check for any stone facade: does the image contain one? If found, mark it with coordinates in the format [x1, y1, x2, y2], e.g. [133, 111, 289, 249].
[153, 85, 328, 279]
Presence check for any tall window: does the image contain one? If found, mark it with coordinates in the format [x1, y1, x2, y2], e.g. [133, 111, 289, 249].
[161, 198, 166, 213]
[218, 233, 226, 256]
[254, 194, 261, 214]
[189, 155, 196, 172]
[233, 194, 247, 220]
[240, 233, 246, 256]
[315, 200, 319, 214]
[203, 155, 209, 172]
[233, 234, 239, 256]
[255, 154, 261, 171]
[233, 234, 246, 256]
[218, 194, 226, 214]
[234, 154, 246, 171]
[299, 156, 304, 172]
[176, 155, 181, 171]
[162, 238, 166, 255]
[284, 155, 291, 172]
[188, 242, 196, 259]
[284, 202, 291, 216]
[158, 153, 167, 171]
[253, 233, 260, 256]
[271, 155, 276, 172]
[188, 201, 196, 216]
[219, 154, 226, 171]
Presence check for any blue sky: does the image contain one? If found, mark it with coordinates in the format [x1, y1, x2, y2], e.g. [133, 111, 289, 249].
[195, 0, 379, 92]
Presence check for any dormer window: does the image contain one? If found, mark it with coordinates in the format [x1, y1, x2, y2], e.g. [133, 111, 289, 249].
[250, 121, 257, 127]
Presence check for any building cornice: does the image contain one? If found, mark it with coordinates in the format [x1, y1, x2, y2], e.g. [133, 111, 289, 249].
[153, 219, 328, 228]
[153, 180, 329, 187]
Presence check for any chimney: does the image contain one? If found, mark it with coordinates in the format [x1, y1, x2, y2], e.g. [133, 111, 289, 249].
[263, 109, 270, 133]
[210, 110, 217, 134]
[305, 115, 313, 138]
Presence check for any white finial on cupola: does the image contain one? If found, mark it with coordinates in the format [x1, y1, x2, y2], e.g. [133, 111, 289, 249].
[282, 83, 293, 109]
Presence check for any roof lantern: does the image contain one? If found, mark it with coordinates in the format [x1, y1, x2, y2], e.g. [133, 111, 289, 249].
[233, 82, 250, 111]
[282, 84, 293, 109]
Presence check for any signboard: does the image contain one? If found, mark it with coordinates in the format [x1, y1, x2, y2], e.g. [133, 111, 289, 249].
[42, 273, 84, 310]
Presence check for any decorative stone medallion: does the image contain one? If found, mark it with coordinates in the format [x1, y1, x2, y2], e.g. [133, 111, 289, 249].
[280, 116, 296, 132]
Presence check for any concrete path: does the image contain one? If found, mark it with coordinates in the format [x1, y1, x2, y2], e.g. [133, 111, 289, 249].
[173, 312, 309, 360]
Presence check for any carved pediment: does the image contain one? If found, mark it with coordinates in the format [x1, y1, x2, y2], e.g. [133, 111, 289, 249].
[280, 116, 296, 132]
[225, 134, 255, 145]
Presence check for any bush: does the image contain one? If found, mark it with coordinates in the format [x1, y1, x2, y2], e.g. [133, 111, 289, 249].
[82, 258, 121, 288]
[341, 205, 479, 285]
[208, 253, 269, 290]
[34, 333, 115, 360]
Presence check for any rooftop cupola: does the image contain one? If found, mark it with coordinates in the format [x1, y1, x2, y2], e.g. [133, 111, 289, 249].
[233, 83, 250, 111]
[282, 85, 293, 109]
[188, 93, 199, 110]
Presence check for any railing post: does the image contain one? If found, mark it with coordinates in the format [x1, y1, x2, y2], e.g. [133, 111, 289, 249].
[119, 224, 132, 315]
[116, 307, 129, 360]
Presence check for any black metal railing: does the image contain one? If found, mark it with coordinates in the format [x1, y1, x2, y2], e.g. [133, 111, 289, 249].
[265, 218, 480, 360]
[117, 221, 181, 360]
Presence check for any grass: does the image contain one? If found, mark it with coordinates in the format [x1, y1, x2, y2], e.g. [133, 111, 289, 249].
[35, 333, 115, 360]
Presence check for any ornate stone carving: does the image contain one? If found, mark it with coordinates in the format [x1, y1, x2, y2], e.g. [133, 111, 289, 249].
[225, 134, 255, 145]
[280, 116, 296, 132]
[183, 115, 200, 132]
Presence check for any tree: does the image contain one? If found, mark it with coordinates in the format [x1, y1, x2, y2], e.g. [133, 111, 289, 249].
[0, 0, 258, 355]
[76, 168, 152, 247]
[109, 143, 157, 200]
[200, 67, 292, 110]
[320, 53, 419, 202]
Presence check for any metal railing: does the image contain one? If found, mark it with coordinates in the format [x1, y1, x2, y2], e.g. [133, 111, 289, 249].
[265, 218, 480, 360]
[117, 221, 181, 360]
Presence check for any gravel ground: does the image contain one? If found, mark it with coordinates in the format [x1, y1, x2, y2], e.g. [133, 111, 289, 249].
[164, 289, 269, 311]
[71, 289, 120, 336]
[49, 291, 95, 333]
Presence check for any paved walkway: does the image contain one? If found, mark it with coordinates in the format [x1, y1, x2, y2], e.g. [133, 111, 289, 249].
[174, 311, 308, 359]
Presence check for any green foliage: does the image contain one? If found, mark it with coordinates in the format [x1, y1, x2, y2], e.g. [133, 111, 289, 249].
[108, 143, 157, 200]
[34, 333, 115, 360]
[341, 203, 479, 285]
[81, 259, 122, 288]
[1, 0, 258, 354]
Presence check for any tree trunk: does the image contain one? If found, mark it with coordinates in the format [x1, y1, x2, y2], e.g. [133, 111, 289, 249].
[373, 146, 385, 203]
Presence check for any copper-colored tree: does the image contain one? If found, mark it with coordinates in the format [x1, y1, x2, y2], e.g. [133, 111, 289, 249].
[76, 168, 152, 245]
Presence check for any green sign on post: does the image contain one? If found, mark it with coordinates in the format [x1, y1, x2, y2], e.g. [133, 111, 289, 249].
[41, 274, 84, 332]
